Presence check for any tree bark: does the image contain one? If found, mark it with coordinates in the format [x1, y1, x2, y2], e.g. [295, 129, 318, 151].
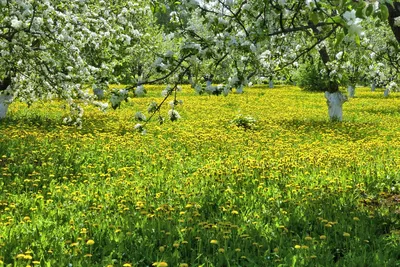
[325, 91, 347, 121]
[347, 85, 355, 98]
[387, 2, 400, 43]
[0, 76, 12, 91]
[0, 94, 13, 119]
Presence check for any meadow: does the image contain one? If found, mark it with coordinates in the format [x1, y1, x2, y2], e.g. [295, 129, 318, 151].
[0, 85, 400, 266]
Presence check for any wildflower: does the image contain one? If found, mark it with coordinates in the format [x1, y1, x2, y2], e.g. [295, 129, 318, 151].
[123, 264, 132, 267]
[320, 235, 327, 240]
[210, 240, 218, 245]
[231, 210, 239, 215]
[343, 232, 351, 237]
[353, 217, 360, 221]
[153, 262, 168, 267]
[179, 264, 189, 267]
[84, 254, 92, 257]
[304, 236, 313, 241]
[294, 245, 301, 249]
[159, 246, 165, 252]
[218, 248, 225, 253]
[86, 239, 95, 245]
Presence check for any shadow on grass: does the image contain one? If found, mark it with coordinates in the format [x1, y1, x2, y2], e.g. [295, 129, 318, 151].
[277, 118, 379, 141]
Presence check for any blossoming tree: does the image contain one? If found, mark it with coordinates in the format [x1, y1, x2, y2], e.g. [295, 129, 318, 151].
[0, 0, 158, 123]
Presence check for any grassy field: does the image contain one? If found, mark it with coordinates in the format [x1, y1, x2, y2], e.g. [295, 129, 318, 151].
[0, 85, 400, 266]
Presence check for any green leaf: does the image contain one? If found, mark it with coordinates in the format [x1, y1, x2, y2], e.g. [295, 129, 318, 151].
[356, 5, 365, 18]
[326, 15, 344, 25]
[335, 32, 345, 48]
[310, 13, 319, 25]
[380, 4, 389, 21]
[365, 4, 374, 17]
[355, 34, 360, 46]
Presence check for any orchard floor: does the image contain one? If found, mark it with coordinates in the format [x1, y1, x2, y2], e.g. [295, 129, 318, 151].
[0, 85, 400, 266]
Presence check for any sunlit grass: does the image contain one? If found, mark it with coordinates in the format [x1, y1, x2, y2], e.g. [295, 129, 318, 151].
[0, 85, 399, 266]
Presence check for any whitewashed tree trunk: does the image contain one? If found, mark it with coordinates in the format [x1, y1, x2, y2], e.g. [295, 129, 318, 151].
[269, 80, 274, 88]
[206, 80, 212, 87]
[347, 85, 355, 98]
[325, 91, 348, 121]
[93, 85, 105, 100]
[371, 82, 376, 92]
[384, 87, 390, 97]
[0, 94, 13, 119]
[236, 85, 243, 94]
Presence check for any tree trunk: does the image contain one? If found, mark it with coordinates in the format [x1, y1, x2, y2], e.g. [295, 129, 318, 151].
[236, 85, 244, 94]
[93, 84, 105, 100]
[384, 87, 390, 97]
[371, 81, 376, 92]
[347, 85, 355, 98]
[387, 2, 400, 43]
[0, 94, 13, 119]
[269, 80, 274, 88]
[325, 91, 347, 121]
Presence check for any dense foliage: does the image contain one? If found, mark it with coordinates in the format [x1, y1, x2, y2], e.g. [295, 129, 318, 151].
[1, 85, 400, 266]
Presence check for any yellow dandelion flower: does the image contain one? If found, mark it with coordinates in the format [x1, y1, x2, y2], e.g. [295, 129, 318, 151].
[231, 210, 239, 215]
[210, 240, 218, 245]
[343, 232, 351, 237]
[320, 235, 327, 240]
[304, 236, 313, 241]
[310, 255, 317, 259]
[32, 261, 40, 265]
[86, 239, 95, 245]
[353, 217, 359, 221]
[24, 255, 33, 260]
[294, 245, 301, 249]
[218, 248, 225, 253]
[84, 254, 92, 257]
[16, 254, 25, 259]
[235, 248, 241, 252]
[123, 264, 132, 267]
[179, 264, 189, 267]
[153, 262, 168, 267]
[159, 246, 165, 252]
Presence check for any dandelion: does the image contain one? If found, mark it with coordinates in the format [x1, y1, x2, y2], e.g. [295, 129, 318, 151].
[353, 217, 360, 221]
[294, 245, 301, 249]
[179, 264, 189, 267]
[343, 232, 351, 237]
[320, 235, 327, 240]
[210, 240, 218, 245]
[218, 248, 225, 253]
[86, 239, 95, 245]
[16, 254, 25, 259]
[304, 236, 313, 241]
[123, 264, 132, 267]
[153, 262, 168, 267]
[159, 246, 165, 252]
[84, 254, 92, 257]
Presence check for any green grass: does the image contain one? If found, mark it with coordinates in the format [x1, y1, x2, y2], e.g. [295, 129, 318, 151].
[0, 85, 399, 266]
